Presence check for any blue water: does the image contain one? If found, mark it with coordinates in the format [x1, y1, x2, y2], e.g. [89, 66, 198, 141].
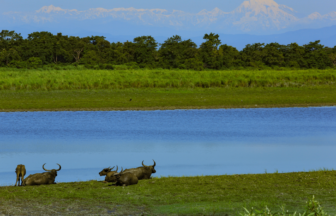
[0, 107, 336, 186]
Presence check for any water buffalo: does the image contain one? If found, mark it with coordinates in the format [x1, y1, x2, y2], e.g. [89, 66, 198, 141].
[15, 164, 26, 186]
[99, 166, 119, 182]
[124, 160, 156, 180]
[22, 163, 61, 186]
[113, 168, 138, 186]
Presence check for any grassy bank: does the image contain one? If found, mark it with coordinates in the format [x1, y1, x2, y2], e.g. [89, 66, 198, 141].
[1, 170, 336, 215]
[0, 86, 336, 112]
[0, 68, 335, 90]
[1, 68, 335, 111]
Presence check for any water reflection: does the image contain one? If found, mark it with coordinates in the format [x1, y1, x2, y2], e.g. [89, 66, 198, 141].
[0, 107, 336, 185]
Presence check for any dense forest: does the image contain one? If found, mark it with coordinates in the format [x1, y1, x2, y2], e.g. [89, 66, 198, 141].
[1, 30, 336, 70]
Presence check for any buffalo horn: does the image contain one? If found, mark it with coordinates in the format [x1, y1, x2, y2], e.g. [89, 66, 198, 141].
[42, 163, 52, 171]
[110, 166, 115, 171]
[142, 160, 149, 168]
[153, 159, 156, 167]
[56, 163, 62, 171]
[115, 166, 118, 172]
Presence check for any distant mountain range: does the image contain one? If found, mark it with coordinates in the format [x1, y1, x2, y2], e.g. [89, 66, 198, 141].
[2, 0, 336, 35]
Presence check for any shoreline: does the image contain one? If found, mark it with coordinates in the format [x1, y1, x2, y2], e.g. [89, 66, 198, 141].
[1, 103, 336, 113]
[1, 86, 336, 112]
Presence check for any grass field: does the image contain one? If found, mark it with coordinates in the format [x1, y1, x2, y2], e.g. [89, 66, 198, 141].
[1, 170, 335, 215]
[0, 86, 336, 112]
[0, 68, 335, 111]
[0, 68, 335, 91]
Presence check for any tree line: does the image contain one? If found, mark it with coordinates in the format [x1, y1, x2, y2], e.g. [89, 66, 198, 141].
[1, 30, 336, 70]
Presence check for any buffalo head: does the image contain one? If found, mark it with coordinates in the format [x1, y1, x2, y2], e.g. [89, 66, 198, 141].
[99, 166, 117, 176]
[43, 163, 61, 177]
[142, 160, 156, 174]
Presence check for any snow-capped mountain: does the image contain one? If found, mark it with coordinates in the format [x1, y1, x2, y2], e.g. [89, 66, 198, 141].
[2, 0, 336, 34]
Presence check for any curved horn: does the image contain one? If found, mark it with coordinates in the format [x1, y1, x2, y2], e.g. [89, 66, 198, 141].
[110, 166, 115, 171]
[56, 163, 61, 171]
[120, 167, 124, 173]
[153, 159, 156, 167]
[142, 160, 149, 168]
[115, 166, 118, 172]
[42, 163, 52, 171]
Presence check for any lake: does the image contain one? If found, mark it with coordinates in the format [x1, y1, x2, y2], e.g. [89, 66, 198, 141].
[0, 107, 336, 186]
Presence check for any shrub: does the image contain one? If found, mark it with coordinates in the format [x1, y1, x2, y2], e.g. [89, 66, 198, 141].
[9, 60, 26, 69]
[27, 57, 42, 69]
[104, 64, 114, 70]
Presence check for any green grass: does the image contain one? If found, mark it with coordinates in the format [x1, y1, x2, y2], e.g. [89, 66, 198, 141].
[1, 170, 336, 215]
[0, 68, 335, 111]
[1, 86, 336, 111]
[0, 68, 335, 91]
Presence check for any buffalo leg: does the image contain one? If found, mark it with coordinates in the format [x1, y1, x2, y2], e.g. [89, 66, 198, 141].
[20, 175, 24, 186]
[15, 174, 19, 186]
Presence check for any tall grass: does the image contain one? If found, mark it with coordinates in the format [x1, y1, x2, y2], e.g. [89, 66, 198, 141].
[0, 68, 335, 91]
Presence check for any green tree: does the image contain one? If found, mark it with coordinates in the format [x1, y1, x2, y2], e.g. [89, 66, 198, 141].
[199, 33, 221, 69]
[96, 38, 111, 64]
[303, 40, 333, 69]
[110, 42, 128, 65]
[158, 35, 199, 69]
[0, 30, 23, 50]
[0, 48, 20, 65]
[218, 44, 240, 68]
[66, 36, 87, 63]
[122, 41, 136, 64]
[240, 43, 265, 68]
[80, 50, 100, 65]
[26, 31, 57, 64]
[52, 33, 70, 64]
[262, 43, 285, 67]
[282, 43, 306, 68]
[133, 36, 158, 67]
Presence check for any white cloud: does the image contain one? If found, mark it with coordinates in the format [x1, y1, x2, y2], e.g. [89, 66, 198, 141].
[2, 0, 336, 34]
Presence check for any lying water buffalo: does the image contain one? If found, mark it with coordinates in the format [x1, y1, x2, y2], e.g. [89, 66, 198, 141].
[22, 163, 61, 186]
[113, 168, 138, 186]
[15, 164, 26, 186]
[124, 160, 156, 180]
[99, 166, 119, 182]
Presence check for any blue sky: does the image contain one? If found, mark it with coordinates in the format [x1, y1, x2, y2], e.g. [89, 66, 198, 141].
[1, 0, 336, 16]
[1, 0, 336, 48]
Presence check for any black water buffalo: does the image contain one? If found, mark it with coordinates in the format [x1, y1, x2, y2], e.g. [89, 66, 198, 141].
[22, 163, 61, 186]
[99, 166, 119, 182]
[15, 164, 26, 186]
[124, 160, 156, 180]
[113, 168, 138, 186]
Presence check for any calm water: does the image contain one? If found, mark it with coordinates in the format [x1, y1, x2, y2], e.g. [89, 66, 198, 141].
[0, 107, 336, 186]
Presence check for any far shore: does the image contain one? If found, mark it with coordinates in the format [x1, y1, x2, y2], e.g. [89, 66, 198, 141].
[1, 103, 336, 113]
[1, 86, 336, 112]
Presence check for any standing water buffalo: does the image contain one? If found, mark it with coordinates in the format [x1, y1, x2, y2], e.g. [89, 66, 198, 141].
[113, 168, 138, 186]
[99, 166, 119, 182]
[15, 164, 26, 186]
[124, 160, 156, 180]
[22, 163, 61, 186]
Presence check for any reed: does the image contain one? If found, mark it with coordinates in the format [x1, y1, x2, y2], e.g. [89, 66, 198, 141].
[0, 68, 335, 91]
